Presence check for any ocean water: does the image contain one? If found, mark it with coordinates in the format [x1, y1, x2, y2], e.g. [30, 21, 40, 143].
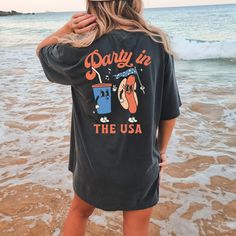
[1, 4, 236, 236]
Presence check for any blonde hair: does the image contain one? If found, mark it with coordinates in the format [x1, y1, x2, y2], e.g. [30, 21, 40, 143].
[55, 0, 177, 58]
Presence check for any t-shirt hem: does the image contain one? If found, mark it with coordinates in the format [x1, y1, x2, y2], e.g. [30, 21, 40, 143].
[72, 179, 159, 211]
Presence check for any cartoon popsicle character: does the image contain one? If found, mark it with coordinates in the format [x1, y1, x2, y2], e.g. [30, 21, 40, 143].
[91, 67, 112, 123]
[118, 75, 138, 123]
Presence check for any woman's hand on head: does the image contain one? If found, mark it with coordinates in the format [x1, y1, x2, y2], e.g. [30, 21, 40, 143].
[67, 12, 97, 34]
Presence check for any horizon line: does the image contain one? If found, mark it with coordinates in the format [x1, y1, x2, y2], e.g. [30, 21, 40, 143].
[2, 2, 236, 14]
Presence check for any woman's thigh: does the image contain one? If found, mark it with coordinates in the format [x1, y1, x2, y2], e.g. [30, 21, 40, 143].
[123, 206, 153, 236]
[70, 191, 96, 218]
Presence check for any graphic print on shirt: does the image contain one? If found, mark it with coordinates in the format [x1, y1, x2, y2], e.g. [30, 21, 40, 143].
[84, 49, 151, 134]
[114, 67, 145, 123]
[91, 67, 112, 123]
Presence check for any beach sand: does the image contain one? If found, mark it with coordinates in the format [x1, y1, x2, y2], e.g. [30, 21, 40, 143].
[1, 68, 236, 236]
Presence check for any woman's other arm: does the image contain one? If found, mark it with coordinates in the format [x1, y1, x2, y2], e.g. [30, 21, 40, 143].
[157, 117, 177, 183]
[157, 118, 176, 154]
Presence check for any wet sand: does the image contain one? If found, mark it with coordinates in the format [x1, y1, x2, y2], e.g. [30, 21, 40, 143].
[1, 66, 236, 236]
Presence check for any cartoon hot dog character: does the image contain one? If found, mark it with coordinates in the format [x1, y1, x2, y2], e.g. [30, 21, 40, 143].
[118, 75, 138, 123]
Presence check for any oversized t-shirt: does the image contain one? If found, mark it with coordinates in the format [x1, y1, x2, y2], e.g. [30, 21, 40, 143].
[38, 29, 182, 211]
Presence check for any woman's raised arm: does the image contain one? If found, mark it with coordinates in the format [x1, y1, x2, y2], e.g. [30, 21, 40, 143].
[36, 12, 97, 56]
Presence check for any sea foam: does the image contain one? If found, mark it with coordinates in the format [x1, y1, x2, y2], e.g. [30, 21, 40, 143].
[171, 36, 236, 60]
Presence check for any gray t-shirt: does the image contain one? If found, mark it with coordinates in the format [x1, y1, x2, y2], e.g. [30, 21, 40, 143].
[38, 29, 182, 211]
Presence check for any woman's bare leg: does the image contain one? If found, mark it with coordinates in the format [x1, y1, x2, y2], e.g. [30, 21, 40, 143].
[123, 207, 153, 236]
[62, 192, 95, 236]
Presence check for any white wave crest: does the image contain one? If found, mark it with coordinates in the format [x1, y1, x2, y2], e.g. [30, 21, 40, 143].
[171, 36, 236, 60]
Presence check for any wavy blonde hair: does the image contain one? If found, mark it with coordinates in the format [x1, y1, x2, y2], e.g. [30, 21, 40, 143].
[55, 0, 176, 57]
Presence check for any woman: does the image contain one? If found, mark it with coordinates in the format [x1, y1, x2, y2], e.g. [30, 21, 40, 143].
[36, 0, 182, 235]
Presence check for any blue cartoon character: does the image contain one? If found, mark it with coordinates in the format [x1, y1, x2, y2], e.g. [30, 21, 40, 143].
[91, 67, 114, 123]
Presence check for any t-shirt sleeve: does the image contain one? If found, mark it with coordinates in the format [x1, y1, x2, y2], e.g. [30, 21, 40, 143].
[160, 51, 182, 120]
[38, 43, 75, 86]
